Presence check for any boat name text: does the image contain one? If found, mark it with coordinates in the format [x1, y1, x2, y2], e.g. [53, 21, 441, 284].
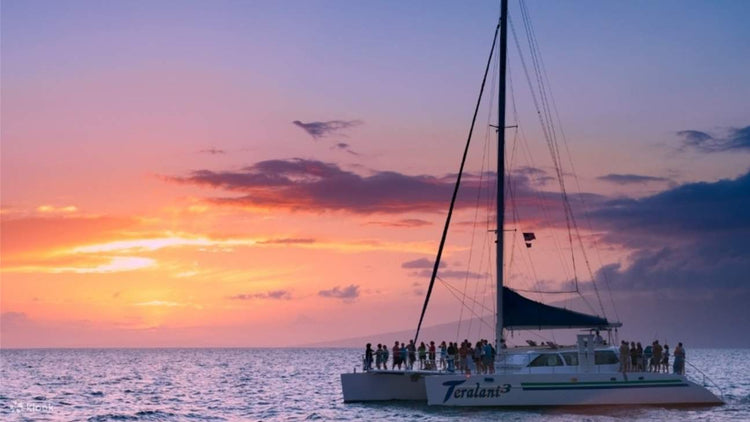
[441, 380, 511, 403]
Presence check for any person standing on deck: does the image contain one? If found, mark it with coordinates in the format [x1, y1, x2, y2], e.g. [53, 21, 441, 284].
[400, 343, 408, 370]
[630, 342, 638, 372]
[418, 342, 427, 370]
[619, 341, 629, 372]
[428, 341, 436, 370]
[364, 343, 373, 371]
[439, 341, 447, 370]
[673, 342, 685, 375]
[652, 341, 663, 373]
[447, 342, 456, 372]
[382, 341, 389, 369]
[392, 341, 401, 370]
[407, 340, 416, 370]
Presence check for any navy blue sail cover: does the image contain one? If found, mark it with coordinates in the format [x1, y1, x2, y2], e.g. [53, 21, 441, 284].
[503, 287, 614, 329]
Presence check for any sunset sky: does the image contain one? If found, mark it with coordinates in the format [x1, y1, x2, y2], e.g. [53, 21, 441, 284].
[2, 0, 749, 348]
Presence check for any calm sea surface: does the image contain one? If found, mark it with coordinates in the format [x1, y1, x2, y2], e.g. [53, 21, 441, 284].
[1, 348, 748, 421]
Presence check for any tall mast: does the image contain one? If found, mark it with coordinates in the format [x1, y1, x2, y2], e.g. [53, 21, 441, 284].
[496, 0, 508, 350]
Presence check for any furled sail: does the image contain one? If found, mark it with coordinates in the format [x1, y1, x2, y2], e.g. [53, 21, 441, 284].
[503, 287, 617, 329]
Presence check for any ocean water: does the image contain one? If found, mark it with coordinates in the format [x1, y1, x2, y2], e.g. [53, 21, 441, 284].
[1, 348, 748, 421]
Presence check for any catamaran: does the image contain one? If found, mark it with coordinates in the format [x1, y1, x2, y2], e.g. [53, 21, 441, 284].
[341, 0, 722, 407]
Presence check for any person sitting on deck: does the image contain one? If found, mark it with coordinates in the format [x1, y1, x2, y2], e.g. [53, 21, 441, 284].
[594, 330, 604, 345]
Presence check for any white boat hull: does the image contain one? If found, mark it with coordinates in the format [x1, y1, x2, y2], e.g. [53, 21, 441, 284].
[424, 372, 723, 406]
[341, 370, 722, 406]
[341, 370, 428, 402]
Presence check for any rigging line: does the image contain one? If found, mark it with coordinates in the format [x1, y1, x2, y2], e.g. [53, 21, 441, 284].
[509, 16, 577, 300]
[514, 3, 600, 316]
[507, 41, 570, 296]
[413, 20, 500, 346]
[518, 1, 601, 318]
[546, 94, 620, 322]
[438, 276, 496, 327]
[459, 52, 499, 340]
[519, 0, 580, 296]
[520, 0, 608, 319]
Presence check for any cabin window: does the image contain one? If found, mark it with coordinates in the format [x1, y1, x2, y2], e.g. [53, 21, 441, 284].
[529, 353, 563, 367]
[562, 352, 579, 366]
[595, 350, 619, 365]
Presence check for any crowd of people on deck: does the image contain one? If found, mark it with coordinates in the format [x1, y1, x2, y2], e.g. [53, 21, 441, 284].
[618, 340, 686, 374]
[363, 339, 497, 374]
[365, 337, 689, 376]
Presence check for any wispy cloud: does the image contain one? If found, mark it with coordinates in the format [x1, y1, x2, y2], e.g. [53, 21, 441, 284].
[367, 219, 432, 228]
[292, 120, 362, 139]
[36, 205, 78, 214]
[256, 238, 315, 245]
[229, 290, 292, 301]
[409, 269, 486, 279]
[332, 142, 359, 155]
[318, 284, 359, 301]
[133, 300, 184, 307]
[401, 258, 445, 269]
[676, 126, 750, 153]
[597, 173, 672, 185]
[198, 147, 226, 155]
[4, 256, 157, 274]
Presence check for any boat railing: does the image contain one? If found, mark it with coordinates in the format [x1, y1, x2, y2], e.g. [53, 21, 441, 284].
[684, 359, 724, 399]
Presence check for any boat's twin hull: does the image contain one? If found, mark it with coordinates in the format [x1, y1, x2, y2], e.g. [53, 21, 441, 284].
[341, 371, 427, 402]
[341, 371, 722, 406]
[425, 373, 722, 406]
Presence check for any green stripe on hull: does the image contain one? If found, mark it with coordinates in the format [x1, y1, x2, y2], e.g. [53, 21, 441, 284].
[521, 379, 687, 391]
[522, 379, 683, 387]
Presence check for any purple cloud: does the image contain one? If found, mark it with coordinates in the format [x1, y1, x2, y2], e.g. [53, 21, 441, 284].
[318, 284, 359, 301]
[332, 142, 359, 156]
[597, 173, 671, 185]
[367, 219, 432, 228]
[293, 120, 362, 139]
[166, 158, 490, 214]
[409, 269, 486, 279]
[257, 238, 315, 245]
[677, 126, 750, 153]
[401, 258, 446, 269]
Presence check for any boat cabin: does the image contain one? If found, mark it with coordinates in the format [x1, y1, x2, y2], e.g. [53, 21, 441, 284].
[498, 334, 620, 374]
